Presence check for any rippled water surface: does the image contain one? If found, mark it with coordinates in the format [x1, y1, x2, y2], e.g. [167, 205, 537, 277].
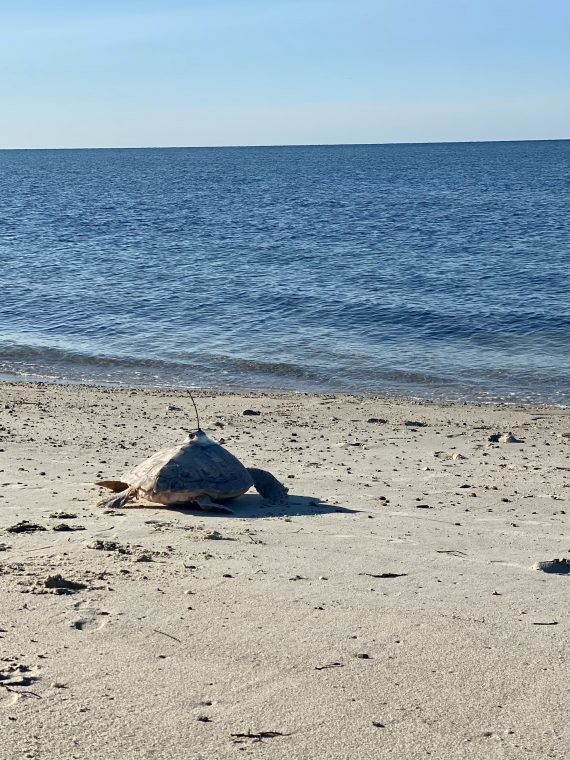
[1, 141, 569, 403]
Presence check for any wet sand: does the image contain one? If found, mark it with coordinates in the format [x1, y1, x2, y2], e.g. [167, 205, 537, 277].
[0, 381, 569, 759]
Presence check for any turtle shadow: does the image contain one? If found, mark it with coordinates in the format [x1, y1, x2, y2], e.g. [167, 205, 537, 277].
[126, 494, 358, 519]
[218, 493, 358, 519]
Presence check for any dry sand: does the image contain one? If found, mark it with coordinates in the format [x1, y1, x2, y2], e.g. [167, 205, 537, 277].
[0, 381, 568, 759]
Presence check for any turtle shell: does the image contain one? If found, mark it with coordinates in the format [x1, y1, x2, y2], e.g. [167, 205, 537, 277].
[122, 431, 254, 503]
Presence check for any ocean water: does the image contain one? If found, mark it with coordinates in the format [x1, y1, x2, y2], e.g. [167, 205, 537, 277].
[0, 141, 569, 404]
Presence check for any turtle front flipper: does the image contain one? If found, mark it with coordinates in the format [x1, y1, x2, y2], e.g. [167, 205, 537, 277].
[247, 467, 289, 506]
[97, 485, 137, 509]
[194, 496, 233, 514]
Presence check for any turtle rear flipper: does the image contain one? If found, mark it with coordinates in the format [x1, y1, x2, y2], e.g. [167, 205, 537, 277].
[97, 485, 137, 509]
[96, 480, 130, 492]
[248, 467, 289, 506]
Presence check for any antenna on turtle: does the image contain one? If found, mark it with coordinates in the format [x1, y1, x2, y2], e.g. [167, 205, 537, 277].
[188, 391, 202, 432]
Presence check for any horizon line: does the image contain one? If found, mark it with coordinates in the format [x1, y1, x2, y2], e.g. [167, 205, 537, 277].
[1, 137, 569, 152]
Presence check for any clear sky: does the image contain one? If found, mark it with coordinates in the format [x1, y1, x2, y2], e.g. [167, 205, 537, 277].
[1, 0, 569, 148]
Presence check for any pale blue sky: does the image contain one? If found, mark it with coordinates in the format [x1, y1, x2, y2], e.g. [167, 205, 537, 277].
[1, 0, 569, 148]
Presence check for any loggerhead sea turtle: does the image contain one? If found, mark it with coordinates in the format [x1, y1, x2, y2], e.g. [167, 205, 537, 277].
[95, 428, 289, 513]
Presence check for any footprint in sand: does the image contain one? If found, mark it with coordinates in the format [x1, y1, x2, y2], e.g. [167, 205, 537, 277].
[71, 617, 108, 631]
[0, 662, 41, 705]
[70, 601, 111, 631]
[1, 691, 21, 707]
[532, 558, 570, 574]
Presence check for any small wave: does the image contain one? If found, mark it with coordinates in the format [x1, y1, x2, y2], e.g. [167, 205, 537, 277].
[0, 338, 567, 405]
[190, 352, 326, 382]
[0, 343, 171, 368]
[0, 342, 326, 387]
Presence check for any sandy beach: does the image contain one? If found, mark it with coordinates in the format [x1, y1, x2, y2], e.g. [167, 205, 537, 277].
[0, 380, 568, 759]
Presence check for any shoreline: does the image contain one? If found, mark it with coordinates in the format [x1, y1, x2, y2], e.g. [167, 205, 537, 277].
[0, 380, 568, 758]
[0, 377, 568, 411]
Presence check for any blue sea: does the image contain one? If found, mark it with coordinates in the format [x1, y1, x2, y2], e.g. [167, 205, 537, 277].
[0, 141, 569, 404]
